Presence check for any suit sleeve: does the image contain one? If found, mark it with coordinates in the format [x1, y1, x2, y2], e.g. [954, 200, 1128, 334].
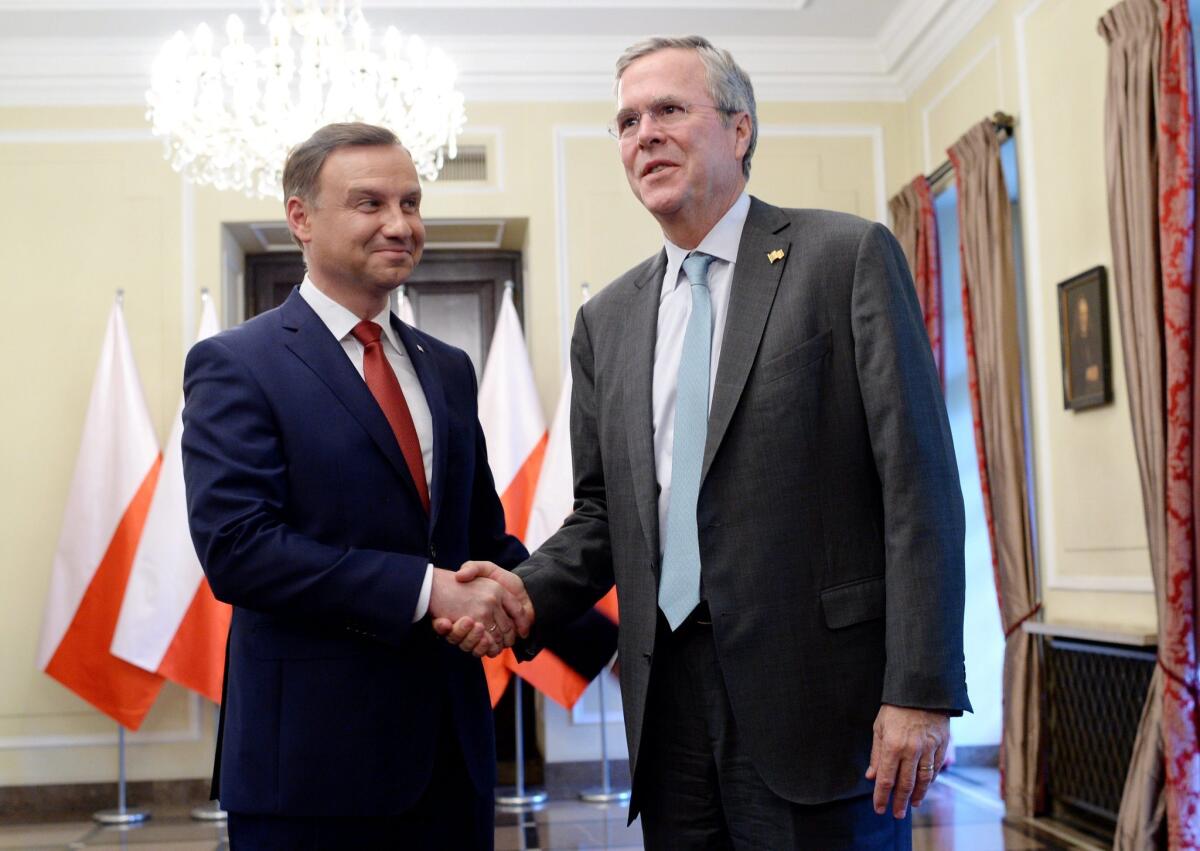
[181, 335, 428, 647]
[850, 222, 971, 714]
[515, 304, 617, 647]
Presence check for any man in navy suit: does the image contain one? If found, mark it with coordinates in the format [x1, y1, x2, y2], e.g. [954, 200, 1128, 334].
[182, 122, 531, 849]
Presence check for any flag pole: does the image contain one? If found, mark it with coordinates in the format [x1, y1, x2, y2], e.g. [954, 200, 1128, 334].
[93, 725, 150, 825]
[495, 678, 548, 811]
[191, 702, 227, 821]
[93, 292, 150, 825]
[579, 672, 630, 804]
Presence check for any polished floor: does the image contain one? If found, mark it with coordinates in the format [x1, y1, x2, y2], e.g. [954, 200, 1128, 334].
[0, 769, 1106, 850]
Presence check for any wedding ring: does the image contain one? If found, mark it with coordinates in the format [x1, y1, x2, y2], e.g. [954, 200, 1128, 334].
[918, 764, 936, 773]
[487, 623, 499, 633]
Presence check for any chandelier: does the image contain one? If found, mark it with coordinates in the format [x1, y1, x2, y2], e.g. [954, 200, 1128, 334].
[146, 1, 467, 199]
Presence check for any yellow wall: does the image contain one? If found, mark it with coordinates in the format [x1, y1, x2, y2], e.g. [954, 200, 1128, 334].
[898, 0, 1155, 631]
[0, 99, 903, 785]
[0, 0, 1159, 785]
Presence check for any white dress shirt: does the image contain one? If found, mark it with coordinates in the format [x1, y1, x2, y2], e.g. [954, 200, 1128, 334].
[652, 192, 751, 557]
[299, 276, 434, 621]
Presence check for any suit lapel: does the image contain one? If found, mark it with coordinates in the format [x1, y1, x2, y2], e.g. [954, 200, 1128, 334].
[394, 316, 448, 532]
[279, 290, 429, 518]
[702, 198, 792, 481]
[624, 251, 667, 562]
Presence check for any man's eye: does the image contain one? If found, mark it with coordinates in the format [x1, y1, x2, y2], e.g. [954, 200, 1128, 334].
[659, 103, 683, 116]
[358, 199, 380, 209]
[618, 114, 638, 129]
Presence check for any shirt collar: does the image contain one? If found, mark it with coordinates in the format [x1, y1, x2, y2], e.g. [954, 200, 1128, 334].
[661, 191, 751, 303]
[299, 275, 404, 355]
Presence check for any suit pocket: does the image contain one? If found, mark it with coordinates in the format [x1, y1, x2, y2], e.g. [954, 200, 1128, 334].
[757, 329, 831, 384]
[819, 575, 884, 630]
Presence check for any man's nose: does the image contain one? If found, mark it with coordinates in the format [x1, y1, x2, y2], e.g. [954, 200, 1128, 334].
[635, 114, 664, 146]
[381, 204, 411, 237]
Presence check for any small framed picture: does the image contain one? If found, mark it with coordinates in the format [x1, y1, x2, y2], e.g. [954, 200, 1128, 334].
[1058, 266, 1112, 411]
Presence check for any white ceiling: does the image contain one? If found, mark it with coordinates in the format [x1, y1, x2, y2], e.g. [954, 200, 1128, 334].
[0, 0, 997, 105]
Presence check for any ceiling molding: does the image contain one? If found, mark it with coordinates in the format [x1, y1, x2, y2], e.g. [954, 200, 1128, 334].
[0, 1, 992, 107]
[0, 0, 812, 8]
[885, 0, 999, 97]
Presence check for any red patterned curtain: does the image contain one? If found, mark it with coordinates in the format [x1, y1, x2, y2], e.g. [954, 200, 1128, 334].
[948, 119, 1042, 818]
[1158, 0, 1199, 844]
[1101, 0, 1199, 846]
[888, 176, 944, 378]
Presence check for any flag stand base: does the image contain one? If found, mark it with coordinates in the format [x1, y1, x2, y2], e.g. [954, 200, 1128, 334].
[95, 726, 150, 825]
[93, 808, 149, 826]
[495, 681, 548, 812]
[579, 786, 630, 804]
[495, 787, 548, 811]
[577, 675, 630, 806]
[190, 801, 227, 821]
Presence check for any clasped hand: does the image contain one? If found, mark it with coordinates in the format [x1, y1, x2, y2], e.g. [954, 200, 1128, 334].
[429, 561, 535, 658]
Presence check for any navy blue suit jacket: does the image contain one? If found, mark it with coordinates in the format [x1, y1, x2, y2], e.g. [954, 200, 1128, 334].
[182, 288, 526, 816]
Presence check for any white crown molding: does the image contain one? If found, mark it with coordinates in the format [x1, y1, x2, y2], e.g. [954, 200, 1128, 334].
[887, 0, 999, 98]
[0, 34, 902, 106]
[0, 1, 993, 106]
[0, 0, 811, 8]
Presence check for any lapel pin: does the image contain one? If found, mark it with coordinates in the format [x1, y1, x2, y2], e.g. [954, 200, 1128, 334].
[767, 249, 785, 264]
[416, 344, 424, 353]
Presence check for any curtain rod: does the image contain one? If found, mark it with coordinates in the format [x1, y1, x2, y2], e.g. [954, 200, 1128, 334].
[926, 111, 1015, 189]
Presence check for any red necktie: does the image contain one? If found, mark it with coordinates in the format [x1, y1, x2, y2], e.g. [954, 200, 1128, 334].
[351, 320, 430, 514]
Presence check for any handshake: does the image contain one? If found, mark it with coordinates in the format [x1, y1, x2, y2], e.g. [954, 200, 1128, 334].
[428, 561, 535, 658]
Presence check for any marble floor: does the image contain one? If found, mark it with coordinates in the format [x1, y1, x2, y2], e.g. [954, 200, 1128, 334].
[0, 769, 1107, 850]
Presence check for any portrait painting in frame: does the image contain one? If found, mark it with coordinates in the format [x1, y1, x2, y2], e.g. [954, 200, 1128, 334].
[1057, 266, 1112, 411]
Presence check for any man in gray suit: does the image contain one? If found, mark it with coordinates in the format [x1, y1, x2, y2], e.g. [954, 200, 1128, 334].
[441, 35, 970, 849]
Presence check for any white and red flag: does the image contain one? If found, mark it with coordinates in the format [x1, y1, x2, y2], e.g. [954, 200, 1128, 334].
[512, 296, 618, 709]
[37, 299, 166, 730]
[111, 297, 230, 704]
[477, 286, 549, 705]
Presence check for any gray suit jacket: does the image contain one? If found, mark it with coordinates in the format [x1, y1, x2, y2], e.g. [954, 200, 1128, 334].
[518, 197, 970, 813]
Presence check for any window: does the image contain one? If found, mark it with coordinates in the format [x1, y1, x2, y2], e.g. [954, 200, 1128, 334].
[932, 137, 1027, 756]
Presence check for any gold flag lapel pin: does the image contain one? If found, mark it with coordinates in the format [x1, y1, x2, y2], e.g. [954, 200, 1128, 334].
[767, 249, 785, 264]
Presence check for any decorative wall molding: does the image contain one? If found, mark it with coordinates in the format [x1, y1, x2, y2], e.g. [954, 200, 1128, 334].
[759, 123, 888, 223]
[919, 36, 1002, 172]
[1045, 572, 1155, 593]
[886, 0, 999, 98]
[0, 693, 203, 750]
[1015, 0, 1153, 596]
[552, 125, 604, 377]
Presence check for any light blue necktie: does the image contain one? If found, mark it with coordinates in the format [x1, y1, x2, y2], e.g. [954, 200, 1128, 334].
[658, 251, 716, 630]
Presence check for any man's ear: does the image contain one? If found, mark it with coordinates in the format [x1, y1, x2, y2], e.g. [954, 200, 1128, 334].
[733, 112, 752, 162]
[285, 196, 312, 247]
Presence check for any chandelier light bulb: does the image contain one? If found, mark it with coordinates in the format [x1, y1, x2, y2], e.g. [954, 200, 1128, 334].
[146, 1, 467, 200]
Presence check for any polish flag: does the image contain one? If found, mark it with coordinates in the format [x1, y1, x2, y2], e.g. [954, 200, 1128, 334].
[111, 298, 231, 704]
[477, 286, 548, 705]
[37, 299, 166, 730]
[509, 298, 619, 710]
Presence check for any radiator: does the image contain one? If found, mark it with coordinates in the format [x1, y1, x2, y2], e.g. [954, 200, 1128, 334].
[1044, 636, 1156, 835]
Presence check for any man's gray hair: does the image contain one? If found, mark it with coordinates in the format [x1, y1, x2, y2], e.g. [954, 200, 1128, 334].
[615, 35, 757, 179]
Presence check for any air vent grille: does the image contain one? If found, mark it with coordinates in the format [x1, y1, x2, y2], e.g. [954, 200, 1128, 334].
[437, 145, 488, 182]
